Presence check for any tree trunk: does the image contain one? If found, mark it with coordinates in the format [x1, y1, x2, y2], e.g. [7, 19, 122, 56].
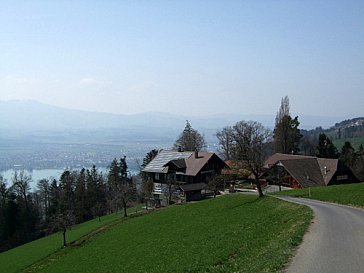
[123, 201, 127, 217]
[255, 178, 264, 197]
[63, 229, 67, 247]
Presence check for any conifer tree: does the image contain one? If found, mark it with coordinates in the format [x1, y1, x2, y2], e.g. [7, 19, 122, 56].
[316, 133, 338, 158]
[273, 96, 302, 154]
[174, 120, 206, 151]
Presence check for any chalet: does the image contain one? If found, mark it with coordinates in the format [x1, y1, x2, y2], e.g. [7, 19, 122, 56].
[142, 150, 227, 204]
[264, 153, 359, 189]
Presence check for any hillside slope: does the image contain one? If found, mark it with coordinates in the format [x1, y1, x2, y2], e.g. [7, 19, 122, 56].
[25, 195, 311, 273]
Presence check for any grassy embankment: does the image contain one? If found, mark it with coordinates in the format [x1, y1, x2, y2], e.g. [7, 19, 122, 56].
[272, 182, 364, 208]
[0, 205, 142, 273]
[333, 136, 364, 150]
[21, 195, 311, 273]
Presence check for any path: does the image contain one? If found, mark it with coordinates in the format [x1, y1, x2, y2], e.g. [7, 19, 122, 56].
[278, 196, 364, 273]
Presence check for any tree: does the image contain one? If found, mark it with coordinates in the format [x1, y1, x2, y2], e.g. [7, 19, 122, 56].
[0, 176, 8, 250]
[230, 121, 272, 197]
[216, 126, 234, 160]
[141, 149, 158, 168]
[48, 179, 60, 218]
[108, 157, 136, 217]
[207, 175, 225, 197]
[139, 150, 158, 209]
[316, 133, 338, 158]
[300, 133, 317, 156]
[340, 141, 356, 168]
[36, 179, 51, 220]
[265, 165, 287, 192]
[58, 171, 76, 214]
[52, 210, 76, 247]
[0, 175, 7, 208]
[139, 178, 154, 210]
[74, 168, 87, 222]
[87, 166, 107, 220]
[174, 120, 206, 151]
[164, 174, 178, 206]
[353, 144, 364, 181]
[273, 96, 302, 154]
[11, 170, 32, 211]
[7, 171, 39, 249]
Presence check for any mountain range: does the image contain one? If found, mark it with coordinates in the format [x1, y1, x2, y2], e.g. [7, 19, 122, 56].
[0, 100, 345, 134]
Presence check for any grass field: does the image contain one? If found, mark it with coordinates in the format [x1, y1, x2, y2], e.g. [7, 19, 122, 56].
[333, 136, 364, 151]
[0, 205, 142, 273]
[272, 182, 364, 208]
[21, 195, 312, 273]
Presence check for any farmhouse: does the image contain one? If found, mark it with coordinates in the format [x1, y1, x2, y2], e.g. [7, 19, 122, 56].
[264, 153, 359, 188]
[142, 149, 227, 204]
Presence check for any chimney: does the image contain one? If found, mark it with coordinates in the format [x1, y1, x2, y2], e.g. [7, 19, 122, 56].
[195, 150, 198, 159]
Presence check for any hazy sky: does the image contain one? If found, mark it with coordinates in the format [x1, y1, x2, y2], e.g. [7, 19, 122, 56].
[1, 1, 363, 118]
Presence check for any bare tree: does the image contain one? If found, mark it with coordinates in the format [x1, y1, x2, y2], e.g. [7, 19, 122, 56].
[12, 170, 32, 210]
[207, 175, 225, 197]
[108, 157, 136, 217]
[116, 177, 136, 217]
[163, 176, 179, 206]
[231, 121, 272, 197]
[52, 210, 76, 247]
[0, 175, 7, 207]
[216, 126, 234, 160]
[273, 96, 302, 154]
[139, 178, 154, 210]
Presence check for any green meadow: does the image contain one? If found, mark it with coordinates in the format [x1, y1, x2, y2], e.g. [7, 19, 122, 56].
[14, 195, 312, 273]
[333, 136, 364, 150]
[273, 182, 364, 208]
[0, 205, 142, 273]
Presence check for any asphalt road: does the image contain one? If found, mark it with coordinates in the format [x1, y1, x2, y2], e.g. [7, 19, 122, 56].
[277, 196, 364, 273]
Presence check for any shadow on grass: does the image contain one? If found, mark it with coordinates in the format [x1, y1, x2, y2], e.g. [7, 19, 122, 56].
[229, 195, 266, 209]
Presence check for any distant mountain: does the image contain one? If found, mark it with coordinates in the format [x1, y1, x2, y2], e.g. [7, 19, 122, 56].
[0, 100, 248, 131]
[0, 99, 352, 148]
[0, 100, 276, 140]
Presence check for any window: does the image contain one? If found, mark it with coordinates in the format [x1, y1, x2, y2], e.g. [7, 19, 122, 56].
[337, 175, 348, 181]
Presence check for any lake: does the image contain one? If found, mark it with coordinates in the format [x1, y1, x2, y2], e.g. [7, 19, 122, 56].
[0, 168, 110, 190]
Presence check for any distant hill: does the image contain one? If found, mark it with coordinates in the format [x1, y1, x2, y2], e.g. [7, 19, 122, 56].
[0, 100, 345, 132]
[302, 117, 364, 139]
[0, 99, 357, 149]
[301, 117, 364, 151]
[0, 100, 263, 132]
[0, 100, 277, 147]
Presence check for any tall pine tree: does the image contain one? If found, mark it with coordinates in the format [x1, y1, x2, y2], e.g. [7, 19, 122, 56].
[273, 96, 302, 154]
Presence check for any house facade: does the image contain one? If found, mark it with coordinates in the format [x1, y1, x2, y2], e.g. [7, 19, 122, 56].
[142, 150, 227, 204]
[264, 153, 359, 188]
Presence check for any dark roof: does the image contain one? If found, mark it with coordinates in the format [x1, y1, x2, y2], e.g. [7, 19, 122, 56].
[265, 153, 339, 187]
[179, 183, 207, 192]
[279, 159, 325, 187]
[142, 150, 226, 176]
[265, 153, 316, 168]
[166, 159, 187, 169]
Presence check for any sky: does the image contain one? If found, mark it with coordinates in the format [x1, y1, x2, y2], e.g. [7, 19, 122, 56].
[1, 0, 363, 118]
